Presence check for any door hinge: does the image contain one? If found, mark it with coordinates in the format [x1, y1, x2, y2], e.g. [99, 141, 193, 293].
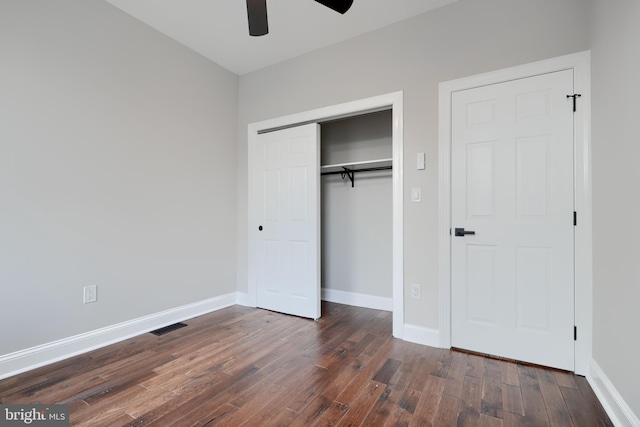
[567, 94, 582, 112]
[574, 211, 577, 226]
[574, 326, 577, 341]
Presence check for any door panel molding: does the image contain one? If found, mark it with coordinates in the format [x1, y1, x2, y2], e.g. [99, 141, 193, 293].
[438, 51, 592, 374]
[248, 91, 404, 337]
[451, 70, 575, 370]
[254, 123, 321, 319]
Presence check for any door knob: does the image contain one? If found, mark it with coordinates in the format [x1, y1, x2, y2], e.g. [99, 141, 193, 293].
[455, 228, 475, 237]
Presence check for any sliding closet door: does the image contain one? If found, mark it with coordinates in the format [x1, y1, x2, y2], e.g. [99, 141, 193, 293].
[251, 123, 321, 319]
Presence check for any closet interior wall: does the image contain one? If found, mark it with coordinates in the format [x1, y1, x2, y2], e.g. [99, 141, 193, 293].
[320, 110, 393, 304]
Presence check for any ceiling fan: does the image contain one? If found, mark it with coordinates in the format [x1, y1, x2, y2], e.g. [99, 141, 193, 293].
[246, 0, 354, 36]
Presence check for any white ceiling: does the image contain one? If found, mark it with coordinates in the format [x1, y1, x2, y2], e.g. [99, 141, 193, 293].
[104, 0, 459, 75]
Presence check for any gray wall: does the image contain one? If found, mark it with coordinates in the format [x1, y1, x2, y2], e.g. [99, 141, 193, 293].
[236, 0, 591, 327]
[321, 112, 392, 299]
[590, 0, 640, 417]
[0, 0, 239, 355]
[2, 0, 637, 419]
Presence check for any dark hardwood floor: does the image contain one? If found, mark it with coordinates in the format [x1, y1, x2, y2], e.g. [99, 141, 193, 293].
[0, 302, 612, 426]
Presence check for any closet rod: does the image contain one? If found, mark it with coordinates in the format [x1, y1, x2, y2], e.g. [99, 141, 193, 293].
[320, 166, 392, 188]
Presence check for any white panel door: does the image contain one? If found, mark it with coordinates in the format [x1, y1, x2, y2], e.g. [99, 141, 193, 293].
[253, 123, 320, 319]
[451, 70, 575, 370]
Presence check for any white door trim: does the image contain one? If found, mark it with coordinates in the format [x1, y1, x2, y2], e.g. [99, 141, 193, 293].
[248, 91, 404, 338]
[438, 51, 592, 374]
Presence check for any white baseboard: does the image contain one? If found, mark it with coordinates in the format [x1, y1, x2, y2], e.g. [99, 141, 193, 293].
[588, 359, 640, 427]
[321, 288, 392, 311]
[0, 292, 237, 380]
[236, 291, 252, 307]
[402, 323, 440, 348]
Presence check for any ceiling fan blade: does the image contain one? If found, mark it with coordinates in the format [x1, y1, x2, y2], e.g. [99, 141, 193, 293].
[313, 0, 354, 14]
[246, 0, 268, 36]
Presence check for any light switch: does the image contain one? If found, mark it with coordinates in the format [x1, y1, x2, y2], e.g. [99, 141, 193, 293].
[411, 187, 421, 203]
[417, 152, 426, 170]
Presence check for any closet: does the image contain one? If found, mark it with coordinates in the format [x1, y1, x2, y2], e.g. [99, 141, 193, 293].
[249, 93, 402, 325]
[320, 110, 393, 309]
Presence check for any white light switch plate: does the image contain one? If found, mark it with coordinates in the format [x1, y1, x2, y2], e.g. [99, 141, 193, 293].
[417, 152, 426, 170]
[411, 187, 421, 203]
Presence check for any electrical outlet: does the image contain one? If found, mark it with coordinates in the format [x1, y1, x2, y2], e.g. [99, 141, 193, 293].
[410, 284, 421, 299]
[83, 285, 97, 304]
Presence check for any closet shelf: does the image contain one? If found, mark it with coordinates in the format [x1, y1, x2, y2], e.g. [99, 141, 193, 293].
[320, 158, 392, 174]
[320, 158, 392, 188]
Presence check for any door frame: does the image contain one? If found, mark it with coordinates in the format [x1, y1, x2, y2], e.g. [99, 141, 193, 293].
[247, 91, 404, 338]
[438, 51, 592, 374]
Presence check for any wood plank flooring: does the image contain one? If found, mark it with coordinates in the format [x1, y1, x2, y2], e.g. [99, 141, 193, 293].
[0, 302, 612, 426]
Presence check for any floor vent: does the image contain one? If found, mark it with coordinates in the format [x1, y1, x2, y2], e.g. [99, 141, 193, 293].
[150, 322, 188, 336]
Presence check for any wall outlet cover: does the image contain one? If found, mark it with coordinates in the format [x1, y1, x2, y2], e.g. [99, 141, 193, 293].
[83, 285, 97, 304]
[410, 284, 421, 299]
